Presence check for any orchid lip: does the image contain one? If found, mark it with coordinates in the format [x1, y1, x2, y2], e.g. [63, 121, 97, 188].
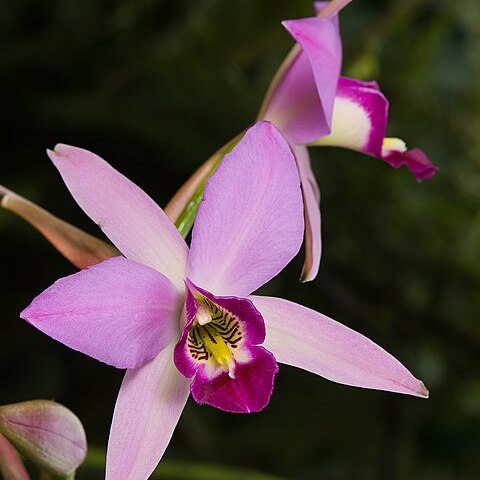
[187, 296, 242, 379]
[176, 283, 248, 380]
[173, 281, 278, 413]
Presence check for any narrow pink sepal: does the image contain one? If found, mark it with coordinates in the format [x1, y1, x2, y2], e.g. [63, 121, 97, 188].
[293, 146, 322, 282]
[0, 433, 29, 480]
[106, 343, 191, 480]
[21, 257, 182, 369]
[270, 15, 342, 144]
[187, 121, 304, 297]
[47, 144, 188, 290]
[383, 148, 439, 182]
[251, 296, 429, 398]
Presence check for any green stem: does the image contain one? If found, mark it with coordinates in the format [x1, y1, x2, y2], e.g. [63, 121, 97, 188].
[174, 133, 243, 238]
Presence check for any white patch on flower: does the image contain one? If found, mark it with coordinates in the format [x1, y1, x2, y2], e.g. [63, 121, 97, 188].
[186, 297, 252, 380]
[311, 97, 370, 150]
[195, 304, 213, 325]
[382, 137, 407, 157]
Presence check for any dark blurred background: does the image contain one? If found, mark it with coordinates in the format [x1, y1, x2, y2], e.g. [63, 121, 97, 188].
[1, 0, 479, 479]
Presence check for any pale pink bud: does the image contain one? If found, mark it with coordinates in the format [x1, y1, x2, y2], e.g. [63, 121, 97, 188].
[0, 400, 87, 477]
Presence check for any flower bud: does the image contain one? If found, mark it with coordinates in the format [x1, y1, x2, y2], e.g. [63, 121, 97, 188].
[0, 400, 87, 477]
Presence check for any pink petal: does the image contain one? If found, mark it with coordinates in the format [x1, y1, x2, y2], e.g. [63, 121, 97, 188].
[190, 347, 278, 413]
[311, 78, 439, 180]
[382, 147, 439, 182]
[314, 1, 330, 14]
[263, 16, 342, 145]
[251, 296, 429, 398]
[293, 146, 322, 282]
[21, 257, 182, 369]
[0, 433, 30, 480]
[106, 343, 190, 480]
[47, 145, 188, 290]
[187, 121, 304, 297]
[315, 0, 354, 18]
[312, 77, 388, 157]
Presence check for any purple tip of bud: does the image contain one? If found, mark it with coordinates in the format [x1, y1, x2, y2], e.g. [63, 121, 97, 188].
[0, 400, 87, 477]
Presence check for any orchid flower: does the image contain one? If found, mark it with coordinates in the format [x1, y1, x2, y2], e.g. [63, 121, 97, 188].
[0, 1, 437, 286]
[257, 0, 439, 281]
[20, 122, 427, 480]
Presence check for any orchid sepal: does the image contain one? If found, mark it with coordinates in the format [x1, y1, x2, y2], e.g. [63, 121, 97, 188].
[251, 295, 429, 398]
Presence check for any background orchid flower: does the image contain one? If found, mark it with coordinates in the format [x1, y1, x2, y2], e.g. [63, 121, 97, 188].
[0, 0, 438, 287]
[257, 0, 439, 282]
[20, 121, 426, 480]
[310, 77, 439, 181]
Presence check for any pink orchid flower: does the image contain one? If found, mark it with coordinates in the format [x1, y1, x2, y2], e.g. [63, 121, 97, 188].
[21, 122, 427, 480]
[259, 1, 439, 281]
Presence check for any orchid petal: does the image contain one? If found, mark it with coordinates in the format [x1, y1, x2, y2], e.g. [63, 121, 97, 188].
[293, 146, 322, 282]
[382, 144, 439, 182]
[262, 16, 342, 145]
[315, 0, 354, 18]
[0, 433, 29, 480]
[251, 296, 429, 398]
[21, 257, 182, 369]
[311, 78, 439, 180]
[187, 122, 304, 297]
[312, 77, 388, 157]
[47, 144, 188, 290]
[106, 343, 190, 480]
[0, 185, 118, 269]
